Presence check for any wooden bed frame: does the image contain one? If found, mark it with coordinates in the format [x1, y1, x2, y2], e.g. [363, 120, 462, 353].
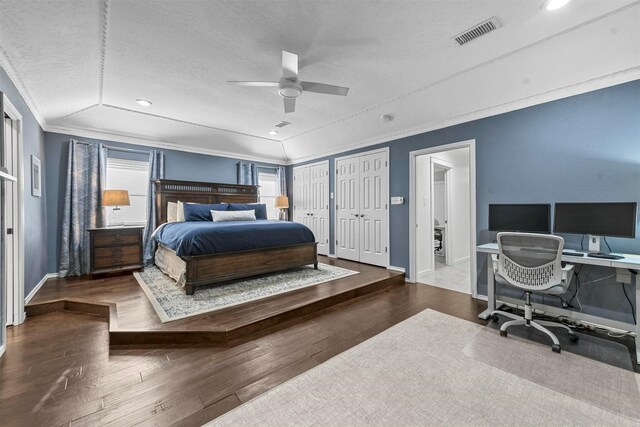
[153, 179, 318, 295]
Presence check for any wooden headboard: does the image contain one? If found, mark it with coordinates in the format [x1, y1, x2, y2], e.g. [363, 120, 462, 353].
[153, 179, 258, 225]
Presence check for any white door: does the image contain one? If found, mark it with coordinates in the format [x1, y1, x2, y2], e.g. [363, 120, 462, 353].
[358, 152, 388, 266]
[335, 156, 360, 261]
[309, 163, 329, 255]
[293, 166, 310, 229]
[3, 115, 17, 326]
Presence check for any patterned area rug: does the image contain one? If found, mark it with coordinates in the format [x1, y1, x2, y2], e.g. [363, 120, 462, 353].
[134, 264, 358, 322]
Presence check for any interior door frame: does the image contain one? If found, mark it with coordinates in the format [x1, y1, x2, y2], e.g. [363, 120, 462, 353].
[430, 157, 452, 268]
[2, 94, 25, 326]
[408, 140, 477, 297]
[292, 160, 329, 255]
[334, 147, 390, 268]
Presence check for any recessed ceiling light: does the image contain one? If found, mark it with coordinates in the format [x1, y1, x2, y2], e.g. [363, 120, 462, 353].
[380, 114, 394, 123]
[268, 130, 278, 135]
[136, 98, 152, 107]
[541, 0, 571, 11]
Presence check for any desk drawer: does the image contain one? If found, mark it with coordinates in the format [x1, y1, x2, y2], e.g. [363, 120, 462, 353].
[94, 245, 141, 268]
[93, 232, 141, 247]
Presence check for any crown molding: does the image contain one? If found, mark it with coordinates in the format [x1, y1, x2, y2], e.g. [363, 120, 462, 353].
[285, 67, 640, 165]
[0, 42, 48, 129]
[45, 124, 288, 165]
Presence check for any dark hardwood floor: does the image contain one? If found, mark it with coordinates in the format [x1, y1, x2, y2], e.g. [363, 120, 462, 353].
[1, 261, 487, 426]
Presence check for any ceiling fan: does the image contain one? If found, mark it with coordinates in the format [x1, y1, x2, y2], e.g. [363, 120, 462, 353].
[227, 50, 349, 113]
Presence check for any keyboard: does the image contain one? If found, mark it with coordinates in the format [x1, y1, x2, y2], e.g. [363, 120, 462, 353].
[562, 251, 584, 257]
[587, 252, 624, 260]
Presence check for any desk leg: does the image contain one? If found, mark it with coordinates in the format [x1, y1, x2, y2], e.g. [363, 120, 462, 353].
[478, 255, 496, 320]
[634, 270, 639, 365]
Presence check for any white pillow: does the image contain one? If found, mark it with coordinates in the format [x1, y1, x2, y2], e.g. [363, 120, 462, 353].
[176, 201, 185, 222]
[211, 209, 256, 222]
[167, 202, 178, 222]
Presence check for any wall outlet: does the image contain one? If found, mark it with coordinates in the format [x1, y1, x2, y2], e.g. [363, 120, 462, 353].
[391, 196, 404, 205]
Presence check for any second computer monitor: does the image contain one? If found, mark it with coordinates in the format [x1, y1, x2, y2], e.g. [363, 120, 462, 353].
[488, 204, 551, 233]
[553, 202, 637, 238]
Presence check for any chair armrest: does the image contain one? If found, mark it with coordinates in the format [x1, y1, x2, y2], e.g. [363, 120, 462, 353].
[491, 254, 499, 274]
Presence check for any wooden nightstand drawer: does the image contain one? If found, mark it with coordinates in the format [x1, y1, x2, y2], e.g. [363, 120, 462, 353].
[94, 245, 142, 268]
[93, 233, 141, 247]
[88, 226, 144, 277]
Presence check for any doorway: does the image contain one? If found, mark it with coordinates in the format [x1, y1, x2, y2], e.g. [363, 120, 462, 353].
[409, 140, 476, 295]
[2, 95, 24, 328]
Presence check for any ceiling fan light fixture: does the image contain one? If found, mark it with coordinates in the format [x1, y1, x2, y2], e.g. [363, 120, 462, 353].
[541, 0, 571, 11]
[136, 98, 152, 107]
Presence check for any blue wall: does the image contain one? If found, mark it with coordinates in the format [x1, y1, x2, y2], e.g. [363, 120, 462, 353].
[44, 132, 281, 273]
[0, 67, 48, 300]
[291, 80, 640, 323]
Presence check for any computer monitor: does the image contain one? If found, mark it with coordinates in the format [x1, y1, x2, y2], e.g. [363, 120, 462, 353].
[554, 202, 637, 253]
[488, 204, 551, 233]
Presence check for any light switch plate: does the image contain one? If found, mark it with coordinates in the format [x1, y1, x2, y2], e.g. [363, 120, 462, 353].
[330, 192, 334, 199]
[391, 196, 404, 205]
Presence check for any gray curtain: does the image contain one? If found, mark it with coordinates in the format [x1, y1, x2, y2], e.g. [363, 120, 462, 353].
[237, 162, 258, 185]
[59, 140, 107, 277]
[143, 150, 165, 266]
[276, 166, 288, 220]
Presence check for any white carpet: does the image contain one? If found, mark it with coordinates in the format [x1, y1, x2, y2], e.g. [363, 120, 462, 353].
[209, 309, 640, 426]
[134, 264, 358, 322]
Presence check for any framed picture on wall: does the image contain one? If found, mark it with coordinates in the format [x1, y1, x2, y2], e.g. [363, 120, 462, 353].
[31, 155, 41, 197]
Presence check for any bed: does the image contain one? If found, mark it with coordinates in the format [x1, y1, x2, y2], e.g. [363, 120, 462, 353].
[152, 179, 318, 295]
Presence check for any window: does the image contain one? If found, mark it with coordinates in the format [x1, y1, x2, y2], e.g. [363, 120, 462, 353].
[105, 157, 150, 226]
[258, 170, 278, 219]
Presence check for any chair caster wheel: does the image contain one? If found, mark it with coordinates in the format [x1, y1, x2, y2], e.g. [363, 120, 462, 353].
[569, 334, 579, 342]
[499, 330, 508, 337]
[552, 344, 561, 353]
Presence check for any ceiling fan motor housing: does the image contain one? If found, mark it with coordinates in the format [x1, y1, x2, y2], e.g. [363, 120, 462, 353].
[279, 77, 302, 98]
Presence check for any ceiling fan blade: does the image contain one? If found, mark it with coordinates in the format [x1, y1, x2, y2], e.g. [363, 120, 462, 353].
[284, 98, 295, 114]
[282, 51, 298, 79]
[227, 81, 279, 86]
[301, 81, 349, 96]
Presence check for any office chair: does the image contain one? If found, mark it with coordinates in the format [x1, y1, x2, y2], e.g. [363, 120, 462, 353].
[434, 229, 443, 253]
[490, 232, 578, 353]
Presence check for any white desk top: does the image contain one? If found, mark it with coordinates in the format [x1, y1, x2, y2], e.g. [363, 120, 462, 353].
[476, 242, 640, 269]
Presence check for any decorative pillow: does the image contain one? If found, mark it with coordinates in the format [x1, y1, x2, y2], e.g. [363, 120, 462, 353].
[184, 203, 228, 221]
[177, 201, 185, 222]
[228, 203, 268, 220]
[167, 202, 178, 222]
[211, 209, 256, 222]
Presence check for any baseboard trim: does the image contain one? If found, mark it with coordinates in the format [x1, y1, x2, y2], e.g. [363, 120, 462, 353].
[388, 265, 405, 273]
[25, 273, 58, 304]
[0, 344, 5, 359]
[328, 254, 338, 259]
[453, 256, 470, 265]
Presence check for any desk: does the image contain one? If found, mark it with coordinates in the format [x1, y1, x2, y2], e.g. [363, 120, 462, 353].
[477, 242, 640, 364]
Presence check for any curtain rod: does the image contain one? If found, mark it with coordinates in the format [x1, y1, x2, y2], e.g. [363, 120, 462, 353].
[73, 139, 150, 155]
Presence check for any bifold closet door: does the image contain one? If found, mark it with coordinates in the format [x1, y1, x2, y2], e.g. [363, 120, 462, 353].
[335, 156, 361, 262]
[292, 166, 310, 228]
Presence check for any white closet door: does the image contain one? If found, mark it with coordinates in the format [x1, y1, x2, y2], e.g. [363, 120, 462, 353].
[335, 157, 360, 261]
[309, 162, 329, 255]
[358, 152, 388, 266]
[293, 166, 311, 229]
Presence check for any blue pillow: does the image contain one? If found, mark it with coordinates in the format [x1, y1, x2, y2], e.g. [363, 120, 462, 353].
[183, 203, 228, 221]
[228, 203, 268, 220]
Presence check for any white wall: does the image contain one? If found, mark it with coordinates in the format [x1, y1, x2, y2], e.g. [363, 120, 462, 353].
[431, 148, 471, 264]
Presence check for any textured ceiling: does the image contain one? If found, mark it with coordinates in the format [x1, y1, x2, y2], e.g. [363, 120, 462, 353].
[0, 0, 638, 164]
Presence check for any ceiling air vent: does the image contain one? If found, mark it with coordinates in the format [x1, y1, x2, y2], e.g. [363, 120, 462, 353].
[274, 121, 291, 128]
[453, 17, 501, 46]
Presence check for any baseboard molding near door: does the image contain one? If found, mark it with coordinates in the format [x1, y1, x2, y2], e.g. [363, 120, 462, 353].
[0, 344, 5, 359]
[453, 256, 470, 265]
[25, 273, 58, 304]
[328, 254, 338, 259]
[388, 265, 405, 273]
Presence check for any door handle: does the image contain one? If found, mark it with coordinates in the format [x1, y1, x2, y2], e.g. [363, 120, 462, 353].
[360, 214, 365, 217]
[351, 214, 360, 217]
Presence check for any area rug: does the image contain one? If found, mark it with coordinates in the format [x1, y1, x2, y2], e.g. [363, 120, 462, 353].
[134, 264, 358, 322]
[208, 309, 640, 426]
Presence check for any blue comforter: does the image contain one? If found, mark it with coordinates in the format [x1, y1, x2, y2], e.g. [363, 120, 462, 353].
[153, 220, 316, 256]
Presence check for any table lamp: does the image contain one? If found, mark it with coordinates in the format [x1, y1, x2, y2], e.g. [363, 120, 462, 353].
[103, 189, 130, 227]
[275, 195, 289, 221]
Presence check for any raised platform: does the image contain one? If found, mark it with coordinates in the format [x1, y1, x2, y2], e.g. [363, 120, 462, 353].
[26, 257, 405, 346]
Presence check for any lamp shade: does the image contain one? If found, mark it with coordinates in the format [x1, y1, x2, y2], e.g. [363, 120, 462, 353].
[103, 189, 130, 206]
[275, 195, 289, 209]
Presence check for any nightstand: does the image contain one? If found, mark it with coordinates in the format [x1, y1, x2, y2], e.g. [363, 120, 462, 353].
[87, 226, 144, 278]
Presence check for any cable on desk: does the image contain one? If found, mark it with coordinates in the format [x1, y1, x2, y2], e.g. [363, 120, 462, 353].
[621, 282, 636, 324]
[580, 235, 585, 251]
[603, 237, 612, 253]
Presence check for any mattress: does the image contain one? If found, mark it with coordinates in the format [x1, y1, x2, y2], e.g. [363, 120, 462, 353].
[153, 220, 316, 257]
